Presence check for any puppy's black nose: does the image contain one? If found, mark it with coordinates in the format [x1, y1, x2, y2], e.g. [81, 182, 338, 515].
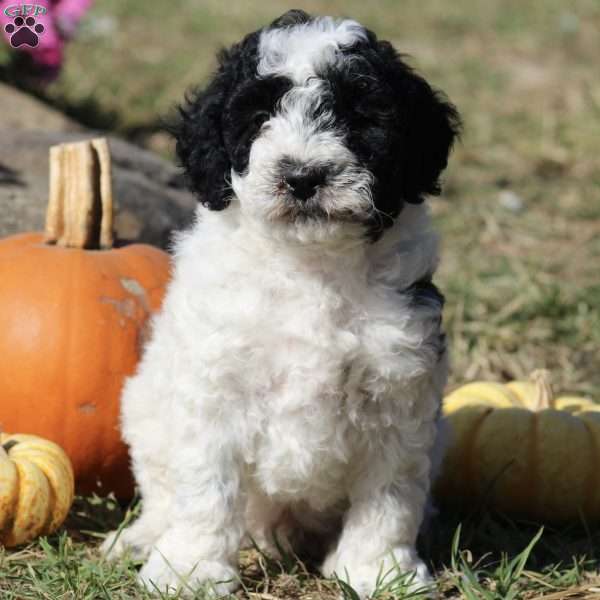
[282, 166, 328, 201]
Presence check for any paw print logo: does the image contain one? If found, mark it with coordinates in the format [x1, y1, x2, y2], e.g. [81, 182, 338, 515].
[5, 16, 45, 48]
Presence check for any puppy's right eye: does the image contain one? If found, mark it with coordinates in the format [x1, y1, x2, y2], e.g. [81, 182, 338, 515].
[252, 111, 270, 128]
[223, 75, 292, 173]
[355, 80, 370, 92]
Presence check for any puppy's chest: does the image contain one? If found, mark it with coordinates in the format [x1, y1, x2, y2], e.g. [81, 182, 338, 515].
[237, 268, 402, 494]
[244, 266, 377, 395]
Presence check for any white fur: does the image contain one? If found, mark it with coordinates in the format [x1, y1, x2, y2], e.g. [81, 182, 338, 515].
[258, 17, 368, 84]
[102, 200, 446, 598]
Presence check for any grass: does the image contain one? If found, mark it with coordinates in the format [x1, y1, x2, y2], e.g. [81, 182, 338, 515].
[1, 0, 600, 597]
[2, 497, 600, 599]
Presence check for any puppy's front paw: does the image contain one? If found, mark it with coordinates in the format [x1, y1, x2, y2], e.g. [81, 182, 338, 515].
[101, 524, 159, 561]
[323, 545, 434, 599]
[138, 534, 239, 597]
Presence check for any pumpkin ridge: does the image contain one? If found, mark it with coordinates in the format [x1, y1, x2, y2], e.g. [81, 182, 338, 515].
[526, 412, 540, 518]
[96, 250, 148, 494]
[462, 408, 494, 498]
[11, 459, 50, 545]
[18, 446, 73, 533]
[64, 249, 85, 476]
[580, 418, 599, 518]
[0, 448, 19, 540]
[40, 477, 57, 536]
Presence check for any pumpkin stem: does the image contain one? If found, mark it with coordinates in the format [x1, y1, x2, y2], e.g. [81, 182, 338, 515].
[45, 138, 114, 249]
[530, 369, 555, 410]
[1, 440, 18, 453]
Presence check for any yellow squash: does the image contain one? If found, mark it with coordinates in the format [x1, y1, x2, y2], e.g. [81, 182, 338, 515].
[0, 433, 74, 547]
[437, 371, 600, 522]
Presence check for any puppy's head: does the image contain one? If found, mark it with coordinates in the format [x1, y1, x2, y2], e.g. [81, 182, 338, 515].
[175, 10, 460, 240]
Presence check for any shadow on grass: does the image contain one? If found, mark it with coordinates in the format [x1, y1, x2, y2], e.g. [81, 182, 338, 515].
[422, 504, 600, 574]
[62, 495, 139, 543]
[62, 493, 600, 575]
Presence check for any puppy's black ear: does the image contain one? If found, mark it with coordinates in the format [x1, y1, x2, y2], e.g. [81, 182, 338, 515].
[377, 41, 461, 204]
[270, 9, 311, 28]
[174, 58, 233, 211]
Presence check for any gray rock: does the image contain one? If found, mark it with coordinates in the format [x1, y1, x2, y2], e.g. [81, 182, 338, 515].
[0, 82, 83, 133]
[0, 128, 196, 249]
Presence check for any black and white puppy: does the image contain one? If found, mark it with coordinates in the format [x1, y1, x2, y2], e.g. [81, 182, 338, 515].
[103, 9, 460, 598]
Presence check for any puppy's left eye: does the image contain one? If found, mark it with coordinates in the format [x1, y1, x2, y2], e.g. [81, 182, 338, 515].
[252, 111, 270, 129]
[242, 111, 270, 143]
[356, 82, 394, 119]
[352, 76, 384, 96]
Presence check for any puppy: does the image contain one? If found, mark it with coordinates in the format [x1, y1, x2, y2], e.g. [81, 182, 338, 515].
[103, 9, 459, 598]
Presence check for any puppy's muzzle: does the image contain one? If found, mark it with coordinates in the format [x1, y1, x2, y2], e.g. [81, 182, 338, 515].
[280, 161, 330, 201]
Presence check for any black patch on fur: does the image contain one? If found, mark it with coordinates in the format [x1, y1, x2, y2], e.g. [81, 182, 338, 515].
[269, 9, 311, 28]
[224, 75, 293, 174]
[404, 275, 447, 360]
[406, 275, 445, 310]
[436, 331, 447, 361]
[326, 35, 461, 238]
[172, 31, 262, 210]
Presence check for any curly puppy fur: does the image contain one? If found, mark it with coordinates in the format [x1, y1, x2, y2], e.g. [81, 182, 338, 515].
[102, 9, 460, 598]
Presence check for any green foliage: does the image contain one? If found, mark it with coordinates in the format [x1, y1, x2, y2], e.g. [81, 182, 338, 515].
[448, 525, 543, 600]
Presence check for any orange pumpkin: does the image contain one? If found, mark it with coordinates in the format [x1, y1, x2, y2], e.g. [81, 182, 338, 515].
[0, 139, 171, 498]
